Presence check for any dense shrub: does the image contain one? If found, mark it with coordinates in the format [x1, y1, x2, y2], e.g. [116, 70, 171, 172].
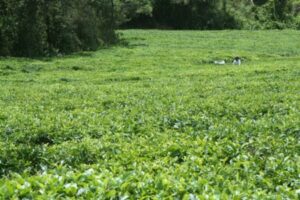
[229, 0, 299, 29]
[122, 0, 239, 29]
[121, 0, 300, 30]
[152, 0, 237, 29]
[0, 0, 116, 57]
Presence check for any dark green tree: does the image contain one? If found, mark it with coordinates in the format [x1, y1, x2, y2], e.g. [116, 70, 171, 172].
[0, 0, 117, 57]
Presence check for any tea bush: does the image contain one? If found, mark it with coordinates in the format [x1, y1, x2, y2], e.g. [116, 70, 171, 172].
[0, 30, 299, 198]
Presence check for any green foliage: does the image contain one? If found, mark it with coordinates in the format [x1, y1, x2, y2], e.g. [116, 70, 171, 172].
[230, 0, 299, 29]
[159, 0, 238, 29]
[14, 0, 48, 57]
[114, 0, 154, 24]
[121, 0, 300, 29]
[123, 0, 239, 29]
[0, 30, 299, 198]
[0, 0, 117, 57]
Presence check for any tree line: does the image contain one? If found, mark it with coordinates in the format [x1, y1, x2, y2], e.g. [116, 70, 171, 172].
[123, 0, 300, 30]
[0, 0, 299, 57]
[0, 0, 116, 57]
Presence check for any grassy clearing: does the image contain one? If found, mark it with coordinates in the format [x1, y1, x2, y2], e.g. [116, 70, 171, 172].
[0, 30, 299, 199]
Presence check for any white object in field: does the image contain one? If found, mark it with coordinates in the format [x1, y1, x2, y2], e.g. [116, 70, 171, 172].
[214, 60, 226, 65]
[233, 57, 241, 65]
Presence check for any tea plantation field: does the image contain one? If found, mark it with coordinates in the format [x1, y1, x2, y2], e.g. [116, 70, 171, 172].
[0, 30, 299, 199]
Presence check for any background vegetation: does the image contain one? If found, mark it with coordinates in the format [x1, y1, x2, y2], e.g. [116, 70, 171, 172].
[123, 0, 300, 29]
[0, 0, 116, 57]
[0, 30, 299, 199]
[1, 0, 300, 57]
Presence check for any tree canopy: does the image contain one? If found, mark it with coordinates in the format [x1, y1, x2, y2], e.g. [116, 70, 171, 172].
[122, 0, 300, 29]
[0, 0, 116, 57]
